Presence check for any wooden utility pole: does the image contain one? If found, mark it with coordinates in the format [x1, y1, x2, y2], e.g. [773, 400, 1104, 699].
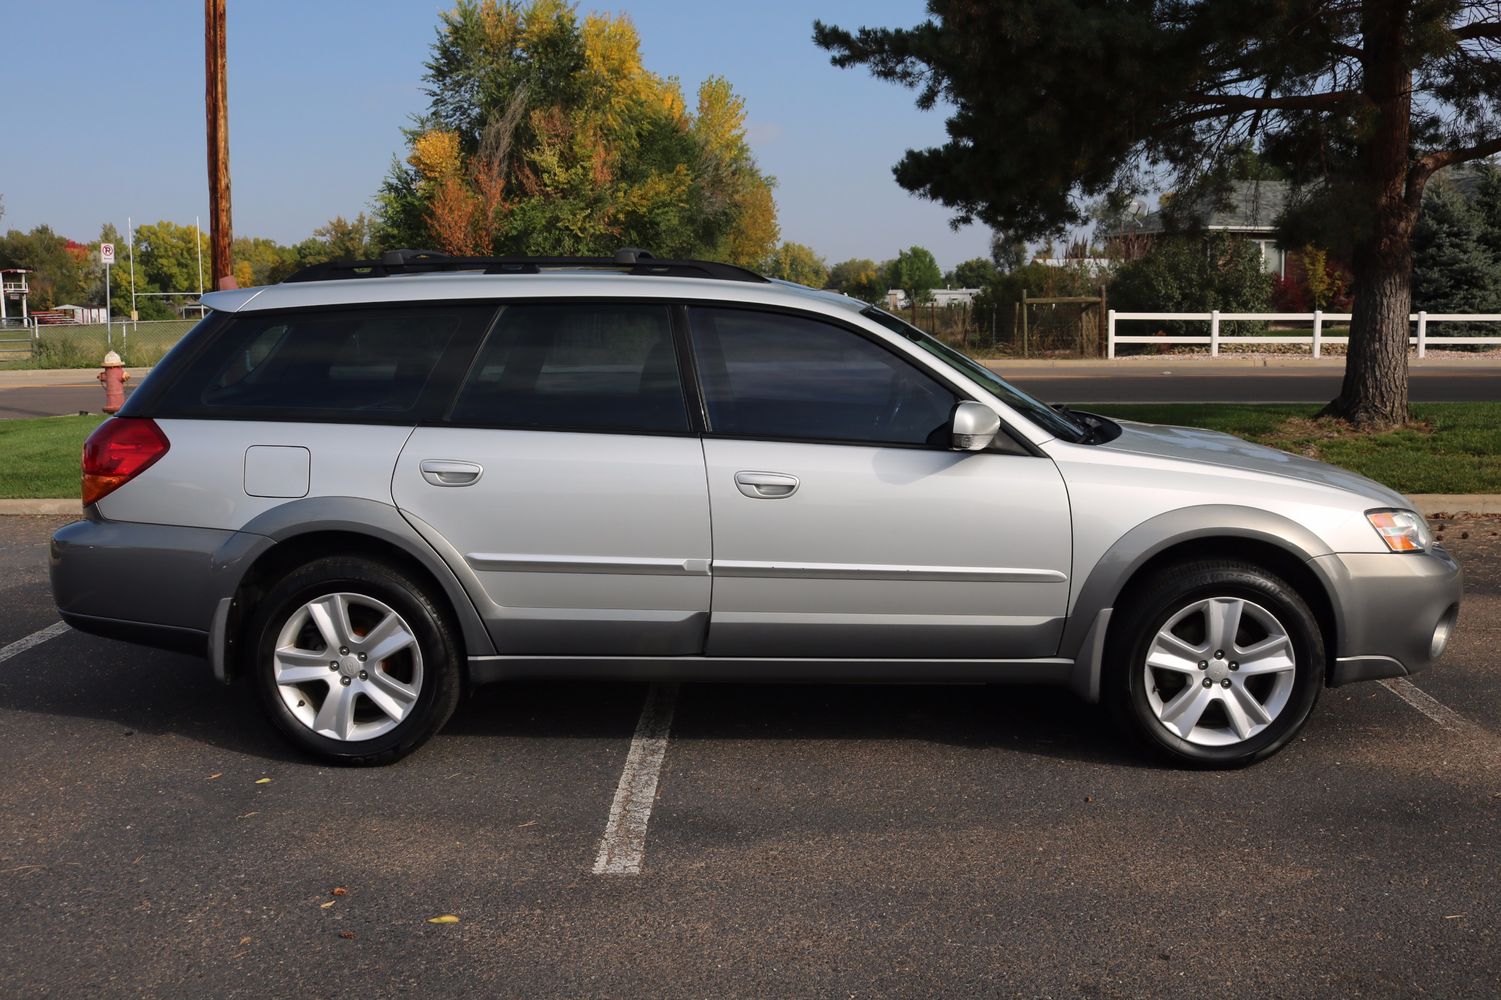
[205, 0, 236, 290]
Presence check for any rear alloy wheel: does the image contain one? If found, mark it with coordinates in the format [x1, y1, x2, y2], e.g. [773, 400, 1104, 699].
[272, 593, 424, 743]
[1109, 560, 1323, 767]
[248, 556, 461, 765]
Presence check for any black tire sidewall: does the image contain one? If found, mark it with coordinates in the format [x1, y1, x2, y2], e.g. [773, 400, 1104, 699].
[247, 557, 461, 764]
[1111, 563, 1323, 767]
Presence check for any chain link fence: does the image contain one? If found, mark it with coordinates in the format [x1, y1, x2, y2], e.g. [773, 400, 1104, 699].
[1, 320, 198, 369]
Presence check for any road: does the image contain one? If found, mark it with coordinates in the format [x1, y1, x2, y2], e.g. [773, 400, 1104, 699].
[2, 512, 1499, 997]
[992, 361, 1501, 404]
[2, 361, 1495, 418]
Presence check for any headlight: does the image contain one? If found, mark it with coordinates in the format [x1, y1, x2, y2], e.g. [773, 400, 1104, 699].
[1366, 509, 1431, 552]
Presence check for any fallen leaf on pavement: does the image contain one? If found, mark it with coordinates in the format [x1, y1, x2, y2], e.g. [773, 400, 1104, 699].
[427, 915, 460, 924]
[320, 900, 336, 909]
[339, 930, 356, 940]
[332, 887, 348, 896]
[254, 778, 272, 785]
[208, 773, 222, 781]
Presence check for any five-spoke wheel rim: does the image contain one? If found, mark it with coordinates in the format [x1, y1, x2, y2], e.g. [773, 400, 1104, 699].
[1143, 597, 1296, 747]
[272, 592, 424, 742]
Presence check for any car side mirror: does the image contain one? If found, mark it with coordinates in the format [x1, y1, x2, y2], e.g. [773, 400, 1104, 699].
[951, 401, 1001, 451]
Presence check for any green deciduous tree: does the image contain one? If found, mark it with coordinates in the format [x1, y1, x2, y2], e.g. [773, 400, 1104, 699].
[0, 226, 90, 310]
[377, 1, 778, 264]
[313, 214, 375, 261]
[886, 245, 942, 303]
[762, 241, 828, 287]
[133, 221, 207, 295]
[826, 257, 889, 302]
[815, 3, 1501, 425]
[950, 257, 996, 288]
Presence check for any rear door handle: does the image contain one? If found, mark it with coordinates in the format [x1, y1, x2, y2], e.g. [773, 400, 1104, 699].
[734, 471, 799, 499]
[420, 460, 483, 487]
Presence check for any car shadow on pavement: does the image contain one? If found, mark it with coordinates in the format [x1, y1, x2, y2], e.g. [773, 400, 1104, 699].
[0, 638, 311, 764]
[450, 679, 1158, 769]
[4, 632, 1153, 768]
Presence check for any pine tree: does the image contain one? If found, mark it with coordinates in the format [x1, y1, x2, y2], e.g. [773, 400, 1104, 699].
[1412, 182, 1501, 333]
[815, 3, 1501, 425]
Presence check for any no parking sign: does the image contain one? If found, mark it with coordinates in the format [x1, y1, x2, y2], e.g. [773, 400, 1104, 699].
[100, 243, 115, 266]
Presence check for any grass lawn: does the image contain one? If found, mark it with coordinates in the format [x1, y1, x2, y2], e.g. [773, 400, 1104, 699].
[0, 404, 1495, 499]
[1086, 402, 1501, 494]
[0, 414, 105, 499]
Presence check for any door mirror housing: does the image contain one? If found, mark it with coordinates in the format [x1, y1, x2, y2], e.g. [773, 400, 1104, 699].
[951, 401, 1002, 451]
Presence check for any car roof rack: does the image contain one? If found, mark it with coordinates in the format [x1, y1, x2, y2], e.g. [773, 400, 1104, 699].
[282, 247, 768, 284]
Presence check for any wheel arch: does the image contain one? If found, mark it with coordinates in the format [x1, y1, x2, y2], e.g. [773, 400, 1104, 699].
[1064, 505, 1344, 701]
[213, 497, 494, 682]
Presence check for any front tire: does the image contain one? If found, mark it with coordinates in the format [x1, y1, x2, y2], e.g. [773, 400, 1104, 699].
[246, 556, 462, 765]
[1106, 559, 1324, 768]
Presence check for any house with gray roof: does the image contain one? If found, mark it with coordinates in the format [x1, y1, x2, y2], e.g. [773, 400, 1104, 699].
[1108, 180, 1293, 277]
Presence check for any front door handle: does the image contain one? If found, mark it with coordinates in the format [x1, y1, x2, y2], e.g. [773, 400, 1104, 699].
[734, 471, 799, 499]
[420, 460, 483, 487]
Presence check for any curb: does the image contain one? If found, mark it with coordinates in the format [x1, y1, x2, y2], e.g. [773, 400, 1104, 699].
[0, 499, 85, 516]
[0, 368, 152, 389]
[4, 494, 1499, 518]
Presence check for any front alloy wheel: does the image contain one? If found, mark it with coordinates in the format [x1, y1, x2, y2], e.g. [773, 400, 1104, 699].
[1109, 559, 1324, 767]
[1144, 597, 1297, 746]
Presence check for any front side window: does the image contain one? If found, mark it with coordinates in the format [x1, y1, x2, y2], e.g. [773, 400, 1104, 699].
[862, 307, 1088, 443]
[688, 307, 956, 446]
[448, 302, 689, 433]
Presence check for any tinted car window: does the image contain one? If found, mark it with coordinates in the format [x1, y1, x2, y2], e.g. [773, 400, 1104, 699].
[688, 307, 956, 446]
[158, 304, 490, 418]
[448, 302, 688, 433]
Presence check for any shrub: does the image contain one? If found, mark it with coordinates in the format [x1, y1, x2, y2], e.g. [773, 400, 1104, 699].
[1109, 233, 1273, 336]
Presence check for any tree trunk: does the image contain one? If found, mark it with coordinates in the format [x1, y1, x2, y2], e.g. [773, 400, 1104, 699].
[1320, 1, 1417, 427]
[1327, 249, 1412, 424]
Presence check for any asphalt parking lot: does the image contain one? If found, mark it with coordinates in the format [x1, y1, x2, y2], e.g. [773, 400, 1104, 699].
[2, 514, 1499, 998]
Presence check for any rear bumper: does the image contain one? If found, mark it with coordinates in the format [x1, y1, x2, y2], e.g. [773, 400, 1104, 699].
[50, 516, 246, 657]
[1314, 547, 1463, 686]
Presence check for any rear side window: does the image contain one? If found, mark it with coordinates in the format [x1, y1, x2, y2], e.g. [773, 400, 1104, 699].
[448, 302, 689, 433]
[688, 307, 956, 446]
[155, 304, 494, 420]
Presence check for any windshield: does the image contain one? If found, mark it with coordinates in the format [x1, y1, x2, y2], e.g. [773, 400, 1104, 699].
[862, 307, 1089, 443]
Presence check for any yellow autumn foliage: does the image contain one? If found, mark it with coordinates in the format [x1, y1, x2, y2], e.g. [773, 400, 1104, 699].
[408, 130, 463, 181]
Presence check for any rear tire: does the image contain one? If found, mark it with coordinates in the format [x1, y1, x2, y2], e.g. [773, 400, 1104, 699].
[245, 555, 462, 765]
[1105, 559, 1323, 768]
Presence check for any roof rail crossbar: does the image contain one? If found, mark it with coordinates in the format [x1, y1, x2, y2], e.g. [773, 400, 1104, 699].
[283, 248, 764, 284]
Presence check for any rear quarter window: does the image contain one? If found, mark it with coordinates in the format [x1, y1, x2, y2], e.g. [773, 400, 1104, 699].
[149, 304, 496, 422]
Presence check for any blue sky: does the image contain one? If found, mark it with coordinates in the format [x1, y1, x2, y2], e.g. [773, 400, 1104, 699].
[1, 1, 994, 270]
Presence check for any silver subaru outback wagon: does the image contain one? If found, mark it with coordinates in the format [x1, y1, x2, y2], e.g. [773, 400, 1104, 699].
[50, 250, 1462, 768]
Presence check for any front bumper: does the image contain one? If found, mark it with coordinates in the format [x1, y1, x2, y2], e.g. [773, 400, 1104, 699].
[1312, 546, 1463, 686]
[50, 515, 244, 657]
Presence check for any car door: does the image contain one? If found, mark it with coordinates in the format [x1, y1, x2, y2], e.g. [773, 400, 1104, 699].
[392, 300, 711, 656]
[688, 305, 1072, 660]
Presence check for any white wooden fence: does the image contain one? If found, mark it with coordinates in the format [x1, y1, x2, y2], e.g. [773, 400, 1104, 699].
[1107, 310, 1501, 359]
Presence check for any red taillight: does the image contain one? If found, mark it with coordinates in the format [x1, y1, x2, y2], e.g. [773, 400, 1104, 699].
[81, 417, 170, 506]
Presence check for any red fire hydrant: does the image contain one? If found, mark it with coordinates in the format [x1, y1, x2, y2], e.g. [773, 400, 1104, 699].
[98, 351, 130, 414]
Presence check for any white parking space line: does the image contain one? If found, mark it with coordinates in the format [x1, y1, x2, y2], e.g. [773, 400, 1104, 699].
[593, 683, 678, 876]
[1381, 677, 1488, 742]
[0, 622, 70, 666]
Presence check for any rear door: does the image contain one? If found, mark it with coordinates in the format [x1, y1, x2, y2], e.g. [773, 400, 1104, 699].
[688, 305, 1072, 660]
[391, 301, 712, 656]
